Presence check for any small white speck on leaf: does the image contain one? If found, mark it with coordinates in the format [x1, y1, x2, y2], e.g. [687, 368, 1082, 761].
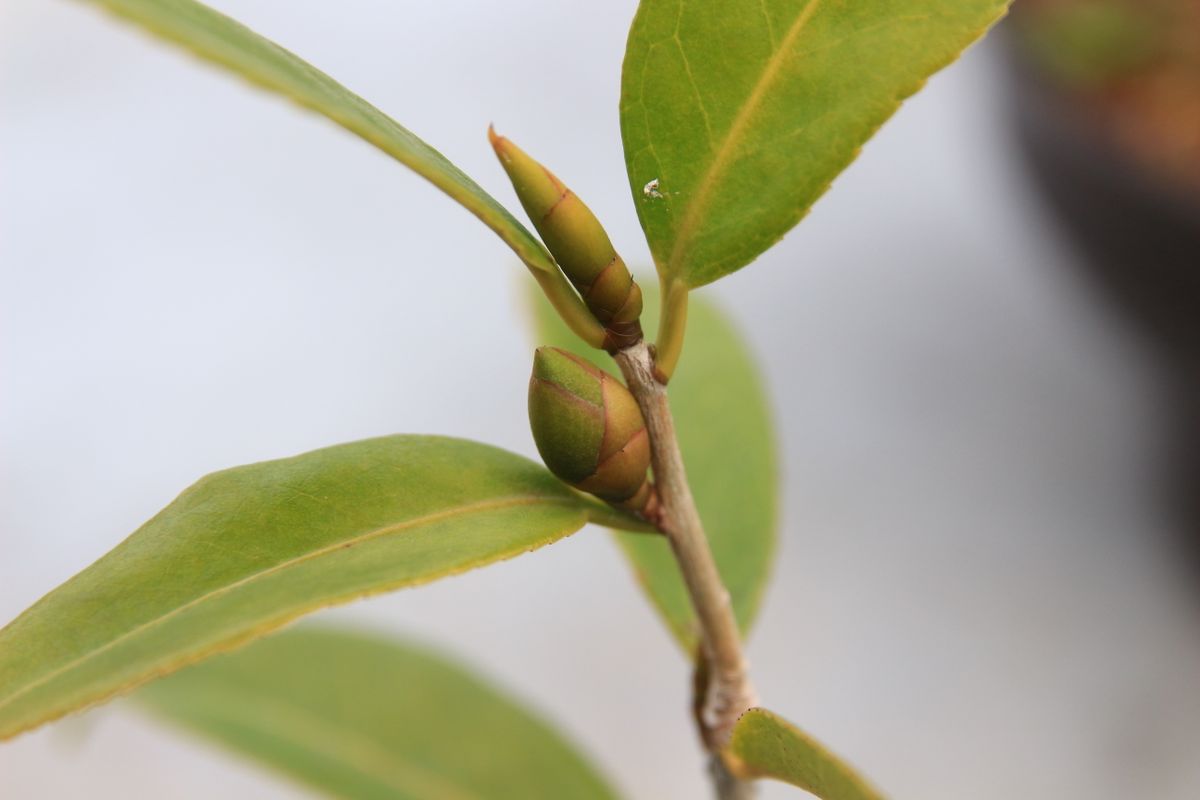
[643, 178, 663, 199]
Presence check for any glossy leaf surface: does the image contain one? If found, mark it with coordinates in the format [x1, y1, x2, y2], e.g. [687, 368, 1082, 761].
[621, 0, 1011, 287]
[0, 436, 640, 740]
[728, 708, 884, 799]
[139, 626, 618, 800]
[76, 0, 556, 273]
[531, 284, 776, 652]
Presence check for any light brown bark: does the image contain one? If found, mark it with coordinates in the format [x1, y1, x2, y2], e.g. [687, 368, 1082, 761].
[614, 340, 758, 799]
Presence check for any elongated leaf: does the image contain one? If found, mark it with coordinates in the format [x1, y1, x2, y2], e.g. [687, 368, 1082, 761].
[138, 626, 618, 800]
[530, 283, 776, 652]
[727, 708, 884, 799]
[75, 0, 556, 273]
[621, 0, 1011, 287]
[0, 435, 643, 741]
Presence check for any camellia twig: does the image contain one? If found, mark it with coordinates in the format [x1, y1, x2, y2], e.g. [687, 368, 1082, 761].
[614, 340, 759, 799]
[491, 125, 758, 797]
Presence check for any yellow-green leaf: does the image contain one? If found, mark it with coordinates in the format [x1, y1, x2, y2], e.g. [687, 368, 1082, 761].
[0, 435, 643, 741]
[75, 0, 556, 273]
[727, 708, 884, 799]
[138, 626, 619, 800]
[621, 0, 1012, 287]
[530, 283, 777, 652]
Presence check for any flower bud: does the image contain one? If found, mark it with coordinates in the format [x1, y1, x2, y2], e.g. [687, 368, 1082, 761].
[490, 128, 643, 350]
[528, 346, 652, 509]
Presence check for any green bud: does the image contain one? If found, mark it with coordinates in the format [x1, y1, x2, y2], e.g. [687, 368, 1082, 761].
[490, 128, 643, 350]
[528, 347, 651, 508]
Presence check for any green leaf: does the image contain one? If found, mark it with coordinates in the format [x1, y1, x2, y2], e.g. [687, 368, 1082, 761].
[75, 0, 556, 274]
[621, 0, 1011, 287]
[530, 283, 777, 652]
[138, 625, 619, 800]
[0, 435, 643, 741]
[727, 708, 884, 799]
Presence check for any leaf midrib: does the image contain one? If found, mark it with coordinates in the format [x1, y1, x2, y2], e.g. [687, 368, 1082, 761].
[0, 494, 576, 717]
[664, 0, 823, 280]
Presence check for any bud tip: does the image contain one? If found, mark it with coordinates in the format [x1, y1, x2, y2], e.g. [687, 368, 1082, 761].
[487, 124, 511, 163]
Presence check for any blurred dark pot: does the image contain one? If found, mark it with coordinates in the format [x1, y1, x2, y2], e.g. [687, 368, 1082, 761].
[1002, 24, 1200, 541]
[1003, 31, 1200, 370]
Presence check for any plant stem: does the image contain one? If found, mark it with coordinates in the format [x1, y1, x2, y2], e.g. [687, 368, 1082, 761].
[711, 757, 758, 800]
[613, 340, 758, 799]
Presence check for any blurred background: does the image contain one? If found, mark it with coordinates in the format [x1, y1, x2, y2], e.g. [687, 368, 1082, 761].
[2, 0, 1198, 797]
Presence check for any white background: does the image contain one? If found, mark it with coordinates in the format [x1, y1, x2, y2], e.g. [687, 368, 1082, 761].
[3, 1, 1199, 798]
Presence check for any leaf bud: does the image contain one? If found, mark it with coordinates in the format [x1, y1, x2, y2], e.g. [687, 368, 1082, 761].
[528, 347, 652, 509]
[491, 128, 643, 350]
